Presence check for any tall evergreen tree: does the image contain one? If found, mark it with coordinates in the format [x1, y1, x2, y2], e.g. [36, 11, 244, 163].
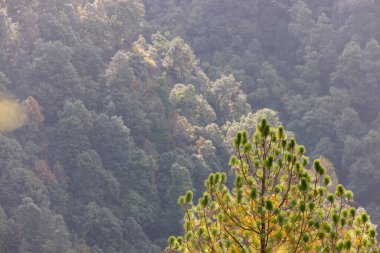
[166, 119, 380, 252]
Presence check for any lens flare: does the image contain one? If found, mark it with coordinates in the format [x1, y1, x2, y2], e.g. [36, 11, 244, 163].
[0, 98, 28, 133]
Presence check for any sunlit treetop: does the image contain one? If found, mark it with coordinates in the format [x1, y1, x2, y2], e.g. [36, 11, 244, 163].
[166, 118, 380, 253]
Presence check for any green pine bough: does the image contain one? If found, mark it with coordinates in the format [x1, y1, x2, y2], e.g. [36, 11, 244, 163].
[165, 118, 380, 253]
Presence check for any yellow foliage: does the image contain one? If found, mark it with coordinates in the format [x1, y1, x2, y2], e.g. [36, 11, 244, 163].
[133, 43, 158, 68]
[144, 56, 158, 68]
[275, 247, 288, 253]
[0, 98, 27, 132]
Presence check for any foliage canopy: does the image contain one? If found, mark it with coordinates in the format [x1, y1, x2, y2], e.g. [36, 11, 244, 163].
[166, 119, 379, 253]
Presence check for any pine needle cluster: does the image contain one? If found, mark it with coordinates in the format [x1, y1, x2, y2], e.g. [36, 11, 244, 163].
[166, 119, 380, 253]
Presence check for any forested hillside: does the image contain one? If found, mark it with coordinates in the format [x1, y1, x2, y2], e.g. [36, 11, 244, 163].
[0, 0, 379, 252]
[143, 0, 380, 229]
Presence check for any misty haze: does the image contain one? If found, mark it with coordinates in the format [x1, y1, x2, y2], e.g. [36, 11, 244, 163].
[0, 0, 379, 252]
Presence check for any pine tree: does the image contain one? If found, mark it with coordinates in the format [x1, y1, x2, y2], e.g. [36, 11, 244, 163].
[165, 118, 380, 253]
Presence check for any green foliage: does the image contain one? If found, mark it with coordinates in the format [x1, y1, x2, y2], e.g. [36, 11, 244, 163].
[0, 134, 25, 175]
[160, 163, 193, 234]
[142, 2, 380, 232]
[15, 198, 73, 253]
[72, 150, 120, 204]
[26, 40, 81, 122]
[208, 74, 251, 124]
[170, 84, 216, 126]
[166, 120, 380, 252]
[332, 40, 380, 119]
[248, 62, 286, 110]
[81, 202, 123, 251]
[0, 167, 49, 210]
[80, 0, 145, 59]
[0, 0, 380, 251]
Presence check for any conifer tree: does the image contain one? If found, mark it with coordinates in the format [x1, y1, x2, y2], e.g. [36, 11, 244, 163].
[166, 118, 380, 253]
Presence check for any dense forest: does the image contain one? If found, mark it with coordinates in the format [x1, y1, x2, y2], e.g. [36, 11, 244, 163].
[0, 0, 379, 252]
